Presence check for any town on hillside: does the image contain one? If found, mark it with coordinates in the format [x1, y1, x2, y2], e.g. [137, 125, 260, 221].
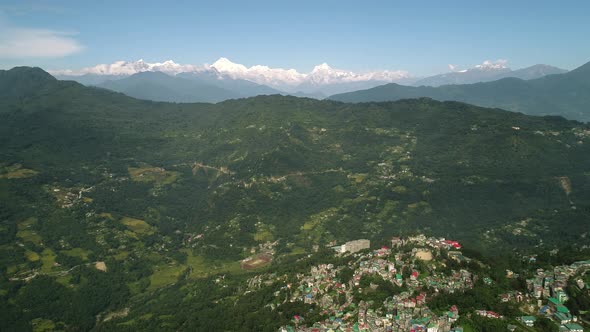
[236, 235, 590, 332]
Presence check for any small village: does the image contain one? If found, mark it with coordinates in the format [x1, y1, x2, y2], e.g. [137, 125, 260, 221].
[249, 235, 590, 332]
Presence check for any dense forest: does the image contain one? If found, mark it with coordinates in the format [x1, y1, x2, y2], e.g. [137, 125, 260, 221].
[1, 67, 590, 331]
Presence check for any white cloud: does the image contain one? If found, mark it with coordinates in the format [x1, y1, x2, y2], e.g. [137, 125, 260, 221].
[0, 26, 83, 58]
[448, 64, 457, 71]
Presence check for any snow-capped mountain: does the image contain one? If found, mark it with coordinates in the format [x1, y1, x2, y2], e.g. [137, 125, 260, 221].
[413, 60, 567, 87]
[49, 57, 412, 95]
[209, 57, 306, 90]
[52, 59, 203, 77]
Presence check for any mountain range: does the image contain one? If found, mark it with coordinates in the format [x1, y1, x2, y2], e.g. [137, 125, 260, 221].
[51, 58, 568, 101]
[52, 58, 412, 97]
[329, 61, 590, 122]
[413, 63, 567, 86]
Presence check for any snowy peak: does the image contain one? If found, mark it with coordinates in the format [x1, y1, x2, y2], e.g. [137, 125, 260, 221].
[414, 60, 566, 87]
[50, 59, 203, 76]
[49, 57, 411, 91]
[211, 57, 248, 74]
[473, 59, 509, 71]
[311, 63, 333, 73]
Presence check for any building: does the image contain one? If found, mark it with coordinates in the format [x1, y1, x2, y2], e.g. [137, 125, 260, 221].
[391, 237, 403, 247]
[519, 316, 537, 327]
[561, 323, 584, 332]
[554, 312, 572, 324]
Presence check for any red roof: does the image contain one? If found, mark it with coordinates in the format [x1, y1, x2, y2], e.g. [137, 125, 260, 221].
[444, 240, 462, 249]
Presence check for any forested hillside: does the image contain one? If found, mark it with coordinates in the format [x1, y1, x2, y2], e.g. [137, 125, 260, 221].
[1, 67, 590, 331]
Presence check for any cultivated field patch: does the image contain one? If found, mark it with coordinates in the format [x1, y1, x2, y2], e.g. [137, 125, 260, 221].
[128, 165, 178, 185]
[121, 217, 155, 235]
[0, 164, 38, 179]
[241, 253, 272, 270]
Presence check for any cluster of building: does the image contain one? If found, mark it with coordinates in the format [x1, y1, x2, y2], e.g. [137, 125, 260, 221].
[271, 235, 590, 331]
[524, 260, 590, 331]
[277, 236, 476, 331]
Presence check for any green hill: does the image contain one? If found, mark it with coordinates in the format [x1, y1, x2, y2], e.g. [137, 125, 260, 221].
[329, 61, 590, 122]
[1, 67, 590, 331]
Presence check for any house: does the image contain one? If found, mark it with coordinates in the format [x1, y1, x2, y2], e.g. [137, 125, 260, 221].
[443, 240, 461, 249]
[554, 312, 572, 324]
[391, 237, 403, 247]
[519, 316, 537, 327]
[427, 323, 439, 332]
[554, 290, 569, 303]
[475, 310, 502, 319]
[548, 297, 561, 309]
[561, 323, 584, 332]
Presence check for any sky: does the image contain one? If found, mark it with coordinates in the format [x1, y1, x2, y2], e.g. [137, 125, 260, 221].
[0, 0, 589, 76]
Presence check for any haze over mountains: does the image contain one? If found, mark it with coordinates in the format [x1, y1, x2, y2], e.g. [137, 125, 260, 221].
[329, 60, 590, 122]
[97, 71, 282, 103]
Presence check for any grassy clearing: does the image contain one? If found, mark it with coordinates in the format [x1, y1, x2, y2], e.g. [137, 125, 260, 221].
[62, 247, 91, 260]
[113, 250, 129, 260]
[55, 275, 71, 286]
[17, 230, 42, 245]
[289, 247, 307, 255]
[254, 229, 274, 242]
[121, 217, 155, 235]
[128, 166, 178, 185]
[148, 264, 186, 291]
[0, 164, 38, 179]
[99, 212, 114, 220]
[147, 250, 243, 291]
[25, 250, 40, 262]
[17, 217, 37, 230]
[349, 173, 368, 183]
[40, 248, 57, 273]
[31, 318, 56, 332]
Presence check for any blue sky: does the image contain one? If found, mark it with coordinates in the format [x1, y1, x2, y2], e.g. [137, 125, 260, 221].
[0, 0, 589, 76]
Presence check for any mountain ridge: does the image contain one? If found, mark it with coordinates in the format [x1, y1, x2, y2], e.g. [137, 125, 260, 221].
[329, 61, 590, 122]
[413, 63, 567, 87]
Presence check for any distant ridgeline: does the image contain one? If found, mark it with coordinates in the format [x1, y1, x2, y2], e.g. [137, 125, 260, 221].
[329, 61, 590, 123]
[1, 67, 590, 331]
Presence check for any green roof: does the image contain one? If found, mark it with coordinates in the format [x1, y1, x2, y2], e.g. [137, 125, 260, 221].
[556, 304, 570, 313]
[554, 312, 571, 321]
[564, 323, 584, 331]
[520, 316, 537, 322]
